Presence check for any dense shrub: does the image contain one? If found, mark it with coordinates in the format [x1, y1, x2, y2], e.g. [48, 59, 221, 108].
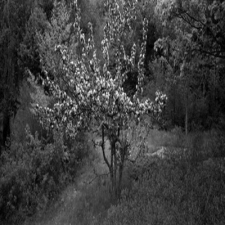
[0, 125, 89, 224]
[103, 155, 225, 225]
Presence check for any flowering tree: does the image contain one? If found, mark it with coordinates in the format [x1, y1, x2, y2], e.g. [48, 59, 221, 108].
[36, 0, 167, 198]
[36, 0, 76, 80]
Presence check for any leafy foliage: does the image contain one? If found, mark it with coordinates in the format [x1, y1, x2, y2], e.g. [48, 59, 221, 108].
[152, 0, 225, 131]
[0, 125, 89, 224]
[36, 1, 75, 79]
[103, 155, 225, 225]
[0, 0, 34, 148]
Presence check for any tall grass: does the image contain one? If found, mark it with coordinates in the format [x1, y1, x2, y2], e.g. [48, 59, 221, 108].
[101, 128, 225, 225]
[9, 127, 225, 225]
[102, 154, 225, 225]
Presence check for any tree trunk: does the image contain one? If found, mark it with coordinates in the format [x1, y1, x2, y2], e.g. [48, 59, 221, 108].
[100, 125, 126, 201]
[117, 163, 124, 199]
[185, 101, 188, 136]
[3, 112, 11, 147]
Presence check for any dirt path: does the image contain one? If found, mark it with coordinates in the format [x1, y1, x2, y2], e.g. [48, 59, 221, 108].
[24, 134, 111, 225]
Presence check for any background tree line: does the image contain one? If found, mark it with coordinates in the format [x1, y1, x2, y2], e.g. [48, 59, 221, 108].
[1, 0, 225, 149]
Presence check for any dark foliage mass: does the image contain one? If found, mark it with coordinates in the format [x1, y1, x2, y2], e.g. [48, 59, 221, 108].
[0, 127, 89, 224]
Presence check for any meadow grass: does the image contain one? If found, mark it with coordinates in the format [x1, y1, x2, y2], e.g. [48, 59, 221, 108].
[20, 127, 225, 225]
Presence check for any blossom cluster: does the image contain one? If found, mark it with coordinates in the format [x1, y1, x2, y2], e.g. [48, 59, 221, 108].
[36, 0, 167, 137]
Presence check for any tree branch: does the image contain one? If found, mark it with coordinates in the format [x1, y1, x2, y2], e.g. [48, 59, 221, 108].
[84, 171, 109, 185]
[177, 8, 225, 55]
[197, 48, 225, 59]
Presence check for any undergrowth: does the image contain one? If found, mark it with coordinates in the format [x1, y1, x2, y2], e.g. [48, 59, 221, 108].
[103, 155, 225, 225]
[100, 128, 225, 225]
[2, 126, 225, 225]
[51, 128, 225, 225]
[0, 125, 89, 225]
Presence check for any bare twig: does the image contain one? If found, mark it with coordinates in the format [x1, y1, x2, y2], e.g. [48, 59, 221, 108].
[84, 171, 110, 185]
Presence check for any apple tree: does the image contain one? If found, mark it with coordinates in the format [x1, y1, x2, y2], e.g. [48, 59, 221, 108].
[35, 0, 167, 198]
